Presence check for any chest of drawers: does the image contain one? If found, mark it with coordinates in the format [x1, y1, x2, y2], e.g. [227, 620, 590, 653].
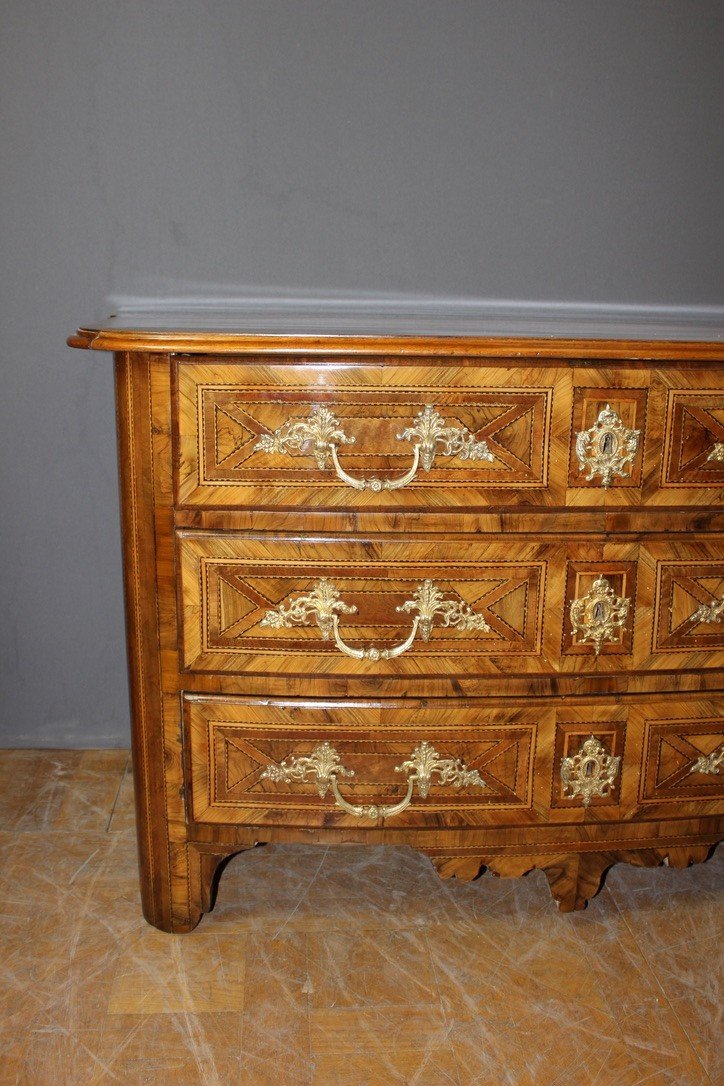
[70, 320, 724, 931]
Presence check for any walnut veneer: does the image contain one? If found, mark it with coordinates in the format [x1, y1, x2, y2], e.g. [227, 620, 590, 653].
[70, 323, 724, 931]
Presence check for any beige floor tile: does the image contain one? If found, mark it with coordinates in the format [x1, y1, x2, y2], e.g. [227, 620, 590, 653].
[305, 927, 439, 1009]
[239, 929, 313, 1084]
[18, 1022, 243, 1086]
[426, 914, 615, 1021]
[108, 932, 245, 1014]
[240, 1025, 314, 1086]
[94, 1011, 243, 1085]
[312, 1046, 461, 1086]
[0, 1037, 27, 1086]
[310, 1006, 458, 1085]
[604, 846, 723, 953]
[14, 1021, 116, 1086]
[643, 933, 722, 1080]
[0, 750, 127, 832]
[449, 1006, 628, 1086]
[310, 1005, 449, 1052]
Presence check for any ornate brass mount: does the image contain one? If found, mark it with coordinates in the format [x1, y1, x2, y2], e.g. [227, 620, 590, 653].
[260, 740, 486, 820]
[260, 578, 491, 660]
[569, 575, 630, 657]
[690, 743, 724, 776]
[574, 404, 640, 487]
[253, 403, 494, 491]
[706, 442, 724, 463]
[560, 735, 621, 807]
[690, 596, 724, 625]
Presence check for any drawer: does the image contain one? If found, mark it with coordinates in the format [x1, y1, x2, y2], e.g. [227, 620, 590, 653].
[175, 359, 724, 509]
[183, 695, 724, 829]
[184, 696, 539, 828]
[177, 532, 724, 678]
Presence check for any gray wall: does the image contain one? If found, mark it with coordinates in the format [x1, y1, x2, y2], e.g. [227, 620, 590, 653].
[1, 1, 722, 746]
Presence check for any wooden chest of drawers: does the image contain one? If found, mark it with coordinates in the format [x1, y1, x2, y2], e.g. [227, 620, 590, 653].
[70, 320, 724, 931]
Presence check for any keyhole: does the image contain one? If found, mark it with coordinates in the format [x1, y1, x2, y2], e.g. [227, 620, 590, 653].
[592, 600, 609, 623]
[583, 759, 596, 778]
[600, 431, 618, 455]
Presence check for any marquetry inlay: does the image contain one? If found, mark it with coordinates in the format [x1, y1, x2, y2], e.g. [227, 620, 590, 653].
[176, 362, 555, 507]
[252, 403, 495, 491]
[640, 718, 724, 803]
[568, 388, 646, 489]
[654, 562, 724, 651]
[260, 740, 486, 820]
[259, 578, 492, 661]
[662, 390, 724, 486]
[574, 405, 640, 488]
[178, 534, 547, 674]
[560, 735, 621, 807]
[184, 696, 537, 828]
[69, 318, 724, 928]
[569, 576, 631, 657]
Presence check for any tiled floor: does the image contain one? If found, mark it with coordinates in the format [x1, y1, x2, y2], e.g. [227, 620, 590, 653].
[0, 750, 721, 1085]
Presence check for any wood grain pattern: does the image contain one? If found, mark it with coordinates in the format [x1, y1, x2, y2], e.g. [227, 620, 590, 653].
[176, 360, 724, 510]
[71, 325, 724, 359]
[72, 333, 724, 930]
[182, 693, 723, 831]
[184, 696, 538, 828]
[114, 352, 176, 931]
[177, 532, 724, 678]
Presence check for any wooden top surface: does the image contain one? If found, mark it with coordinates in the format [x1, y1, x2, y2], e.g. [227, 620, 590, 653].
[68, 301, 724, 358]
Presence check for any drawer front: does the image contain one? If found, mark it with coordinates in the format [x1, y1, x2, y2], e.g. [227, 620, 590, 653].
[183, 695, 724, 828]
[176, 359, 724, 509]
[184, 697, 539, 828]
[178, 532, 724, 678]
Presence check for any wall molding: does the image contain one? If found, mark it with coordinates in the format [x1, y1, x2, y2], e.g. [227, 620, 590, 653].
[103, 293, 724, 340]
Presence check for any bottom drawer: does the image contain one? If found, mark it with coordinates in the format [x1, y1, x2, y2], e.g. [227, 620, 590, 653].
[183, 694, 724, 829]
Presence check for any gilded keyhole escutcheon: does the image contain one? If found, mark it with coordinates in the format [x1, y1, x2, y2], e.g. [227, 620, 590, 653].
[560, 735, 621, 807]
[574, 404, 640, 488]
[569, 576, 630, 657]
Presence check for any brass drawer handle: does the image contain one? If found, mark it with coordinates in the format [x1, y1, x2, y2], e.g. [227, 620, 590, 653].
[706, 442, 724, 463]
[690, 596, 724, 625]
[560, 735, 621, 807]
[253, 404, 494, 491]
[260, 578, 491, 660]
[574, 404, 640, 487]
[260, 740, 486, 820]
[690, 744, 724, 775]
[569, 576, 630, 657]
